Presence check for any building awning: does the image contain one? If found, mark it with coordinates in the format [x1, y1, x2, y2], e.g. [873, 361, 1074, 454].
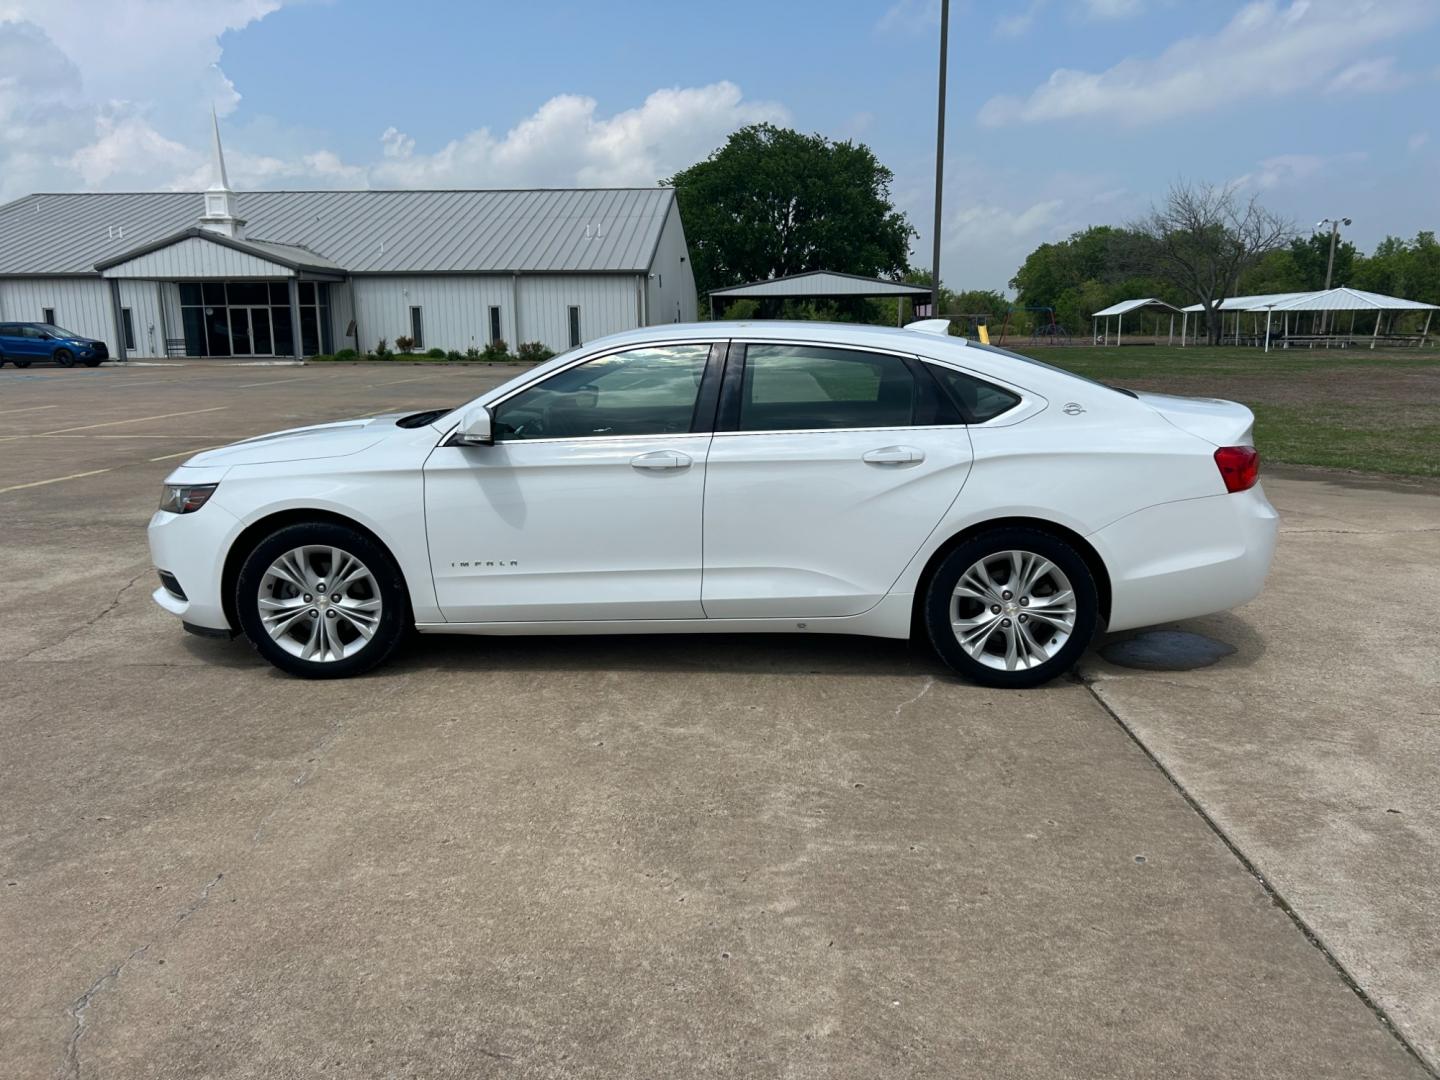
[709, 270, 932, 300]
[1090, 298, 1181, 318]
[96, 228, 345, 280]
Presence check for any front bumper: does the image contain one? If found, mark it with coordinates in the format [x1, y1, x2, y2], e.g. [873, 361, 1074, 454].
[1093, 485, 1279, 633]
[147, 500, 239, 632]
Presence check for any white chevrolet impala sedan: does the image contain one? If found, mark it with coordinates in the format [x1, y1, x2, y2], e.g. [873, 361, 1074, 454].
[148, 320, 1277, 687]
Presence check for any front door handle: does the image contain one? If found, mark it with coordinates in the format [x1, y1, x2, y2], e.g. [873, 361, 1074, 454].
[862, 445, 924, 466]
[630, 450, 692, 471]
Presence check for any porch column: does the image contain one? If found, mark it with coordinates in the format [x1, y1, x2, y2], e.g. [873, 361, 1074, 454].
[107, 279, 127, 362]
[288, 278, 303, 359]
[156, 282, 171, 358]
[348, 277, 361, 355]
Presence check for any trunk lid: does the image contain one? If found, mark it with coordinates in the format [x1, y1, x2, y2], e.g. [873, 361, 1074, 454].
[1135, 391, 1255, 447]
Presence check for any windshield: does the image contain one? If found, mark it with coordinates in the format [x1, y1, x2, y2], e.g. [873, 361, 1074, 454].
[963, 340, 1134, 397]
[36, 323, 79, 338]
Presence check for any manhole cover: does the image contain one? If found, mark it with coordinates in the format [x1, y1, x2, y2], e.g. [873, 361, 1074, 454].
[1100, 630, 1235, 671]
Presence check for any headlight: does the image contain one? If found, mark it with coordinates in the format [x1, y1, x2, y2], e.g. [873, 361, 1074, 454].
[159, 483, 218, 514]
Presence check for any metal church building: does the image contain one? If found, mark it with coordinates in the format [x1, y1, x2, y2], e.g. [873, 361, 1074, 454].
[0, 117, 696, 360]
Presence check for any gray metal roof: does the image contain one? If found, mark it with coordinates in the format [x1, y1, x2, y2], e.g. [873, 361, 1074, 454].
[94, 228, 345, 275]
[1090, 297, 1181, 317]
[0, 188, 675, 276]
[709, 270, 931, 299]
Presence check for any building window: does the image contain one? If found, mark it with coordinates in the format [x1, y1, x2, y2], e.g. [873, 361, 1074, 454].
[42, 307, 55, 325]
[568, 306, 581, 348]
[121, 308, 136, 351]
[409, 306, 424, 349]
[489, 305, 502, 345]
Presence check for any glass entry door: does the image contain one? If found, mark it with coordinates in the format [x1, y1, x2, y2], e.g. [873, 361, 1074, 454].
[230, 306, 274, 356]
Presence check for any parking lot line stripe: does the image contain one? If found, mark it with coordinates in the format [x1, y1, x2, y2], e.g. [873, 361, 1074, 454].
[0, 468, 112, 494]
[0, 404, 59, 415]
[41, 407, 226, 435]
[149, 446, 220, 462]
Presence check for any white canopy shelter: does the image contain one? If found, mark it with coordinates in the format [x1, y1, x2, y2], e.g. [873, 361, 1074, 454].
[1090, 298, 1181, 346]
[1253, 287, 1437, 351]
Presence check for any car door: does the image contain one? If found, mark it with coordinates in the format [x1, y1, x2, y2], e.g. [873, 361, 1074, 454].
[701, 341, 975, 619]
[424, 341, 721, 623]
[20, 325, 48, 359]
[0, 325, 18, 359]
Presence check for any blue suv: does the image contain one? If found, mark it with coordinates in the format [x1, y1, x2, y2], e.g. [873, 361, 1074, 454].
[0, 322, 110, 368]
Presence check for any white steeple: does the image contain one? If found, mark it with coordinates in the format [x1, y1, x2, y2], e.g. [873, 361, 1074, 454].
[199, 106, 245, 238]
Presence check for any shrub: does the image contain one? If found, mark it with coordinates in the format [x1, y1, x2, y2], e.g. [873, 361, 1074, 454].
[394, 335, 415, 353]
[445, 349, 462, 360]
[481, 339, 511, 362]
[516, 341, 555, 363]
[308, 354, 333, 362]
[374, 338, 390, 358]
[333, 347, 357, 360]
[464, 346, 481, 359]
[425, 347, 447, 358]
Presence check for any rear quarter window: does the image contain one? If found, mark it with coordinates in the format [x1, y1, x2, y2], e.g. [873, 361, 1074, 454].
[925, 364, 1021, 422]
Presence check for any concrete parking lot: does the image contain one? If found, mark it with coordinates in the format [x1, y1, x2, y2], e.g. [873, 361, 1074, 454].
[2, 361, 1437, 1079]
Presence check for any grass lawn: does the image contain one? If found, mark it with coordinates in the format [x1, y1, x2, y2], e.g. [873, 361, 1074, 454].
[1015, 344, 1440, 479]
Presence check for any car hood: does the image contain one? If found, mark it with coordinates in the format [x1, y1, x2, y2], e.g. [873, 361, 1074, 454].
[1135, 391, 1255, 447]
[184, 414, 410, 467]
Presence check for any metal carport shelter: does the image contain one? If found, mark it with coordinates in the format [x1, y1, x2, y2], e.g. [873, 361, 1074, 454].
[1090, 298, 1181, 346]
[707, 271, 933, 324]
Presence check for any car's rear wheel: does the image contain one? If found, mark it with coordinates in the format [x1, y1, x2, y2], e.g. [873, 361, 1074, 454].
[923, 527, 1098, 689]
[235, 522, 409, 679]
[53, 348, 74, 367]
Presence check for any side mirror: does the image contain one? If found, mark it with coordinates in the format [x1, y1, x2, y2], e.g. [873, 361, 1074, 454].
[451, 405, 493, 446]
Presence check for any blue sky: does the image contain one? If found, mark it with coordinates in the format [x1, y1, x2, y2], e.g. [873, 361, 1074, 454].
[2, 0, 1436, 289]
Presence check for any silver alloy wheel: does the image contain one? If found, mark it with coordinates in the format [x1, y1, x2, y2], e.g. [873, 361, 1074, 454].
[257, 545, 382, 662]
[950, 549, 1077, 671]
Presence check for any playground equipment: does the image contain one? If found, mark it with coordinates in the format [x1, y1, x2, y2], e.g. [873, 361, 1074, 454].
[998, 306, 1071, 346]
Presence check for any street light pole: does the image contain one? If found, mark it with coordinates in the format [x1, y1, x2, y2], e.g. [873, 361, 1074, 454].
[930, 0, 949, 319]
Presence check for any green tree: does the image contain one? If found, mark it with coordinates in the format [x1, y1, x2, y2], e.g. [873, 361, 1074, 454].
[667, 124, 915, 299]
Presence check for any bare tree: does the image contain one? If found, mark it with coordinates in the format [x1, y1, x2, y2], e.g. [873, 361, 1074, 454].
[1132, 182, 1292, 344]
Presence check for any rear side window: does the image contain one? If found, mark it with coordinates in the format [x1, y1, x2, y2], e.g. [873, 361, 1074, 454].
[925, 364, 1021, 423]
[739, 345, 918, 431]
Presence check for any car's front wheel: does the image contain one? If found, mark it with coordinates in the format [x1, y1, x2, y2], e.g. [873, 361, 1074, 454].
[53, 348, 74, 367]
[235, 522, 410, 678]
[923, 527, 1098, 688]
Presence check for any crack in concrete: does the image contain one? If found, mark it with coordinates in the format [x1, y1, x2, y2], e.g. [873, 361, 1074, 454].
[1283, 527, 1440, 537]
[893, 676, 935, 720]
[252, 714, 346, 844]
[19, 569, 149, 663]
[59, 872, 224, 1080]
[1074, 673, 1440, 1079]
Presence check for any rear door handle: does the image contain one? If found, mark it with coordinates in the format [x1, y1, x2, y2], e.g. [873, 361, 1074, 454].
[630, 450, 692, 471]
[862, 446, 924, 466]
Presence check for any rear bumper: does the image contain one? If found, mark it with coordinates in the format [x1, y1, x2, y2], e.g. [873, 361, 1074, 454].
[147, 502, 239, 632]
[1093, 485, 1279, 633]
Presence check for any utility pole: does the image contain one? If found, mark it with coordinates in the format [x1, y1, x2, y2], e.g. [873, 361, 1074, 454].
[1317, 216, 1351, 333]
[930, 0, 950, 320]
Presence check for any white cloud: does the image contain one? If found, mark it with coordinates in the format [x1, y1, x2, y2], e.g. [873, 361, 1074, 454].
[995, 0, 1146, 36]
[1325, 56, 1409, 94]
[1409, 132, 1430, 152]
[0, 0, 786, 200]
[1231, 151, 1367, 190]
[1082, 0, 1144, 17]
[979, 0, 1437, 127]
[876, 0, 941, 34]
[364, 83, 786, 190]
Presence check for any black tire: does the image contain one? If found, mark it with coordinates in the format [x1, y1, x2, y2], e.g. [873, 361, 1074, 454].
[54, 348, 74, 367]
[235, 521, 410, 679]
[923, 526, 1099, 689]
[13, 359, 32, 368]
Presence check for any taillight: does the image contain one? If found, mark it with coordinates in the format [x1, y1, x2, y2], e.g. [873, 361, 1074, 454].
[1214, 446, 1259, 493]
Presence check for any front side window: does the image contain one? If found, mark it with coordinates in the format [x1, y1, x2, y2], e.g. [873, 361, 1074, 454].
[738, 345, 918, 432]
[493, 343, 710, 441]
